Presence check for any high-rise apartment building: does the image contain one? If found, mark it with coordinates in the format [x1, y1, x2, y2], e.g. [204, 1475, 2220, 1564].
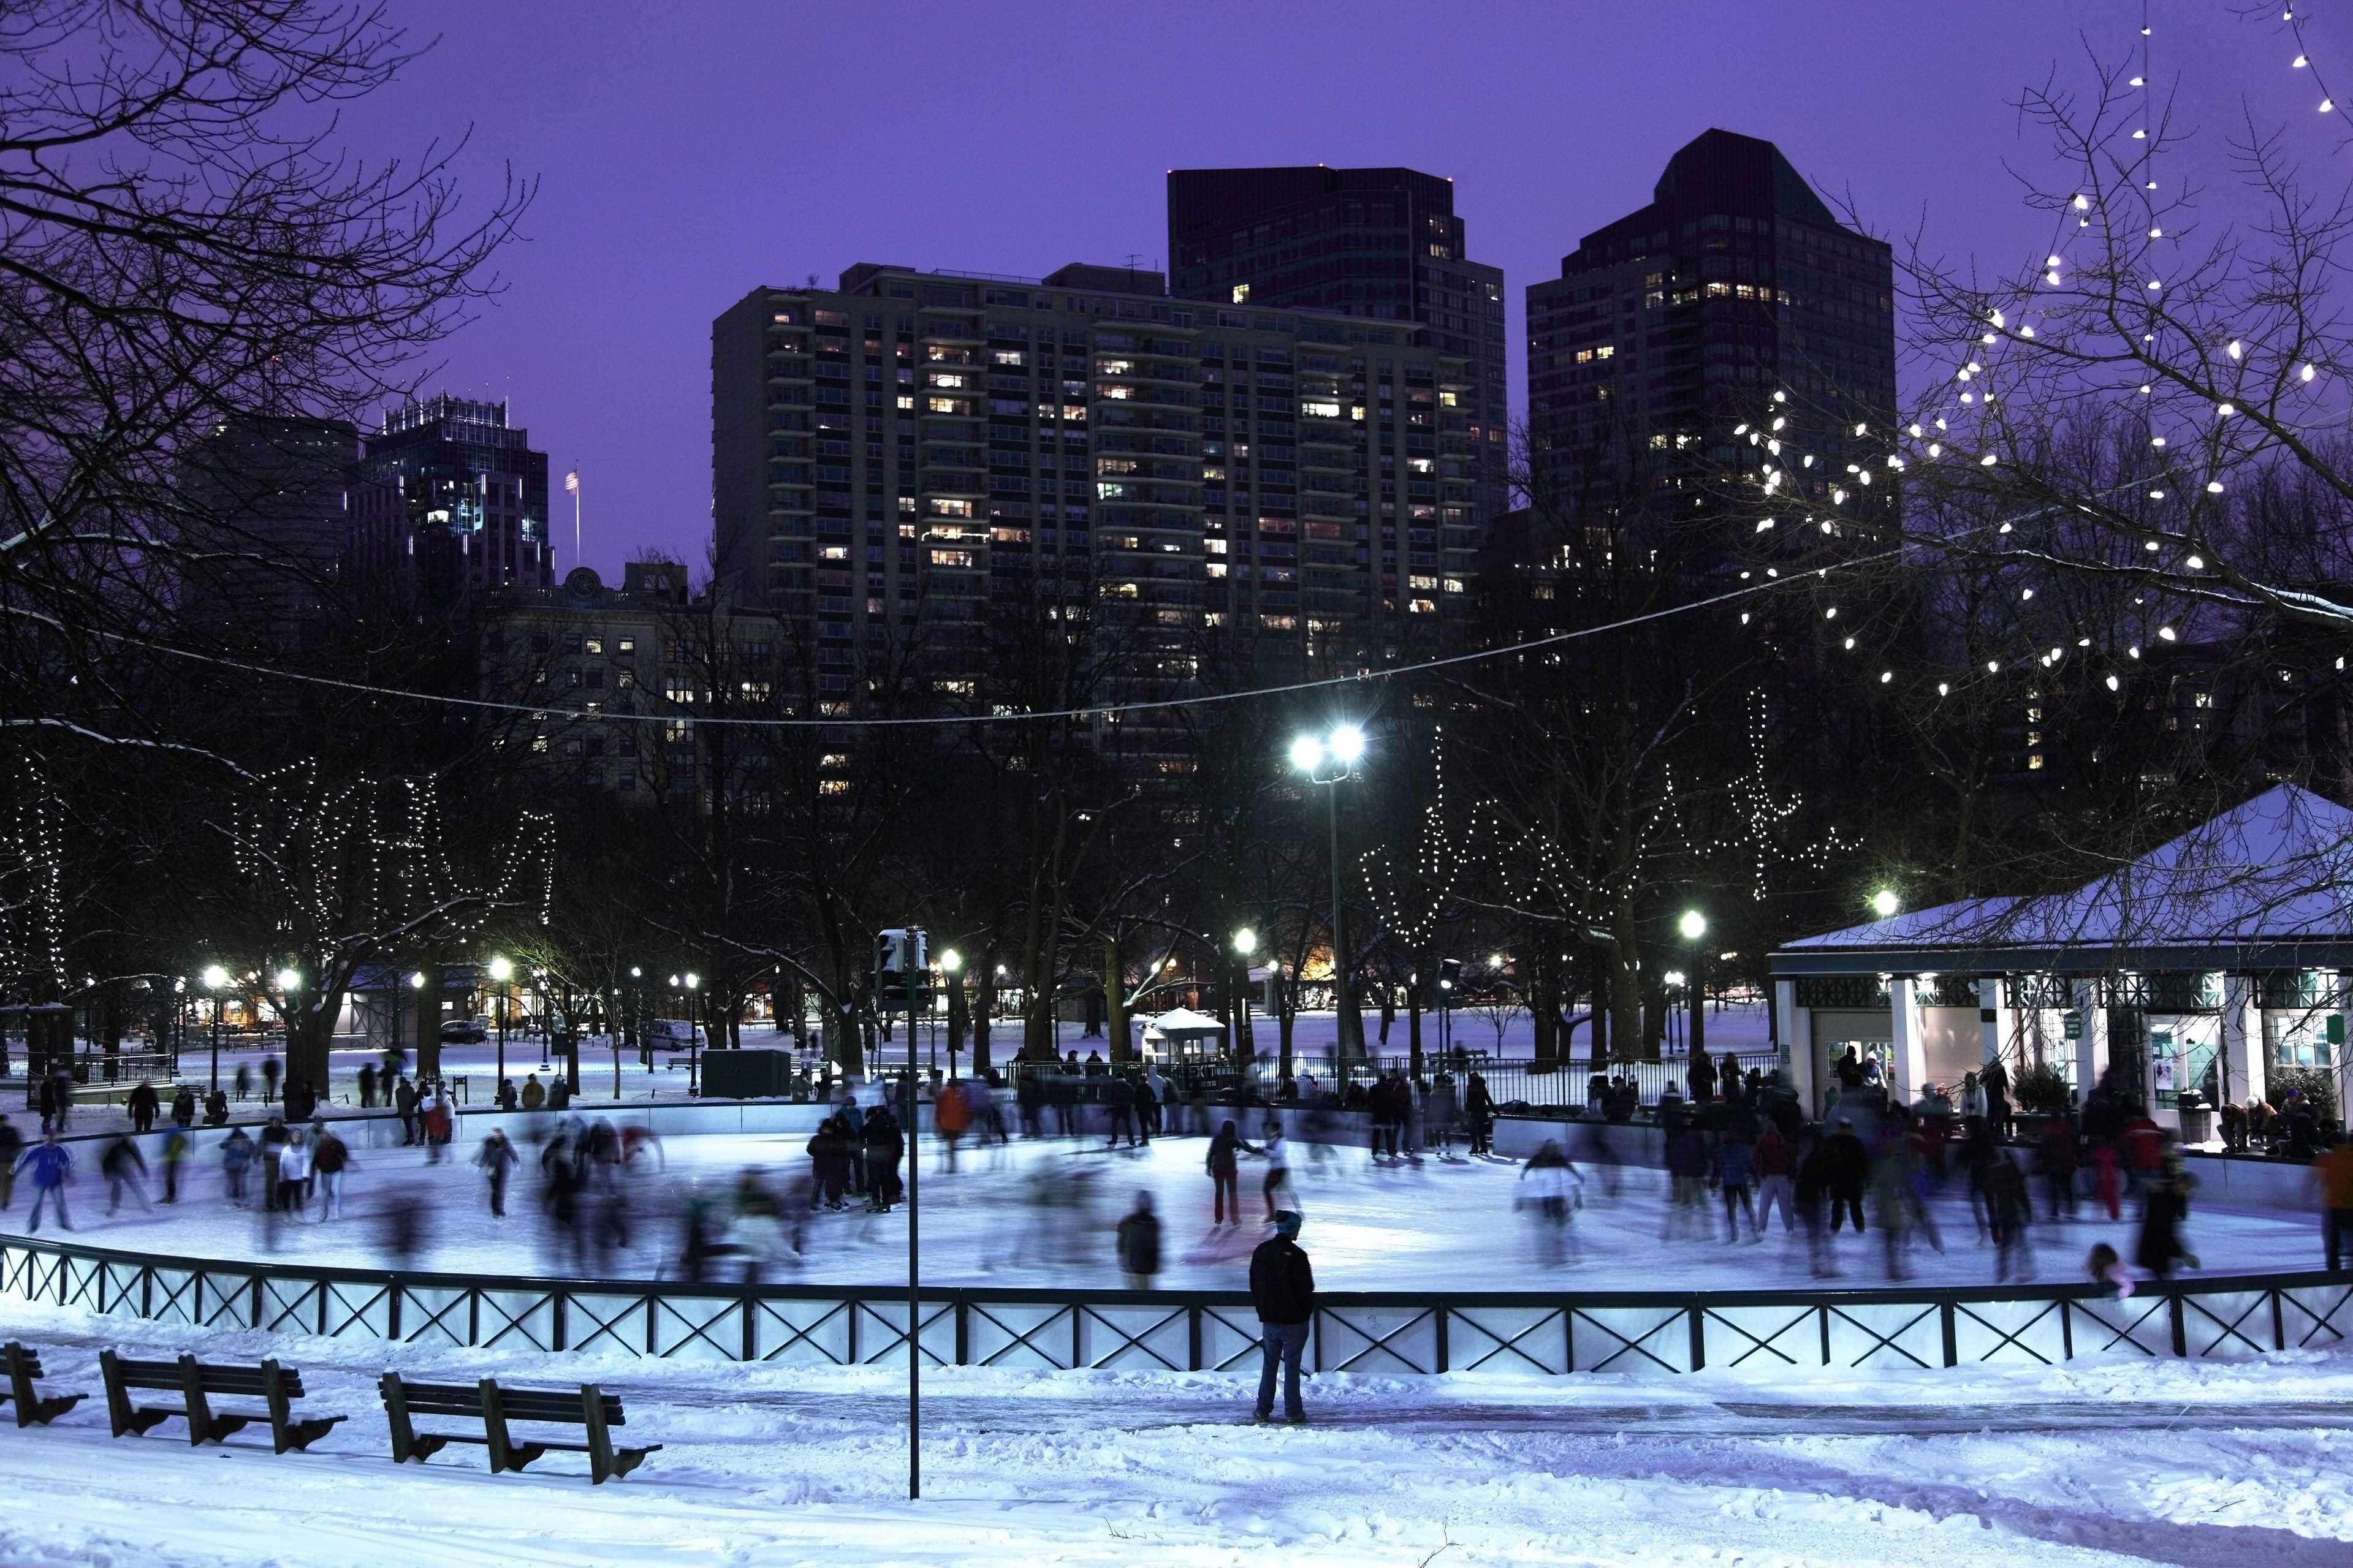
[1167, 167, 1507, 521]
[362, 395, 552, 603]
[178, 414, 408, 634]
[1525, 129, 1896, 515]
[712, 262, 1477, 757]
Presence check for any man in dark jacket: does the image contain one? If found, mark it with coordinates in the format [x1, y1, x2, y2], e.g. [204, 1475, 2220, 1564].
[1824, 1117, 1870, 1233]
[395, 1076, 419, 1145]
[1249, 1210, 1315, 1423]
[127, 1080, 159, 1133]
[1116, 1191, 1161, 1290]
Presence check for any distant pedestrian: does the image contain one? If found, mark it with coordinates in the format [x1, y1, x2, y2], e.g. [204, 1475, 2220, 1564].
[1249, 1210, 1314, 1425]
[234, 1062, 252, 1104]
[170, 1085, 196, 1128]
[262, 1055, 280, 1104]
[1754, 1127, 1796, 1235]
[203, 1088, 228, 1127]
[275, 1129, 311, 1216]
[126, 1079, 159, 1133]
[15, 1132, 74, 1232]
[395, 1075, 419, 1144]
[1714, 1137, 1758, 1243]
[497, 1077, 518, 1112]
[1117, 1191, 1161, 1290]
[1102, 1074, 1138, 1149]
[862, 1105, 904, 1211]
[1823, 1118, 1869, 1234]
[358, 1062, 378, 1110]
[521, 1073, 545, 1111]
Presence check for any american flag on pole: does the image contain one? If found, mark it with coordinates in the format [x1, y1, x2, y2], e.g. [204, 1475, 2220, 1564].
[565, 470, 579, 492]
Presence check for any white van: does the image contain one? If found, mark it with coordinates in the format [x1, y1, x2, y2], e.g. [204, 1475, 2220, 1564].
[647, 1019, 698, 1050]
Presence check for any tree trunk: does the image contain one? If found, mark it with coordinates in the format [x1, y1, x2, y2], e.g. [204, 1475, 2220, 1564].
[1104, 934, 1130, 1063]
[972, 964, 995, 1077]
[287, 1002, 335, 1098]
[1407, 982, 1424, 1082]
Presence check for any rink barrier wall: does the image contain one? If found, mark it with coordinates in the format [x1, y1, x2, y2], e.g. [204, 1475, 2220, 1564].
[48, 1100, 2325, 1212]
[4, 1235, 2346, 1379]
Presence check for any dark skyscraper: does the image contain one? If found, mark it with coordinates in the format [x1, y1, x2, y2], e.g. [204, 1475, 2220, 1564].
[1524, 129, 1896, 513]
[362, 394, 553, 602]
[1166, 166, 1507, 520]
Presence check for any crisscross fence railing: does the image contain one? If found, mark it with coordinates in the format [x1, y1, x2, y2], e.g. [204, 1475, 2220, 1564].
[5, 1234, 2345, 1378]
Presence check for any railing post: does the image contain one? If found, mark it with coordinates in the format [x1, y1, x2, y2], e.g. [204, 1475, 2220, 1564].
[955, 1298, 969, 1367]
[1188, 1304, 1203, 1371]
[555, 1290, 570, 1355]
[1434, 1306, 1449, 1374]
[2169, 1292, 2188, 1358]
[1939, 1300, 1957, 1368]
[1687, 1304, 1705, 1371]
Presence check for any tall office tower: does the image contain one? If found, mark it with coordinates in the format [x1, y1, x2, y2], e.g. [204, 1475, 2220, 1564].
[712, 262, 1476, 762]
[1524, 129, 1896, 528]
[178, 414, 409, 634]
[362, 395, 552, 603]
[1168, 167, 1507, 524]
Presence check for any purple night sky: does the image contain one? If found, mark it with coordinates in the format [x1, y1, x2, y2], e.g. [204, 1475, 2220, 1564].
[333, 1, 2325, 579]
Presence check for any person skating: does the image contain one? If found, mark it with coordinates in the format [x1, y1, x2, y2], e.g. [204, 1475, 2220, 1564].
[1714, 1136, 1758, 1243]
[1983, 1149, 2034, 1283]
[101, 1134, 150, 1216]
[233, 1061, 251, 1104]
[275, 1128, 311, 1218]
[0, 1114, 19, 1210]
[258, 1116, 289, 1211]
[170, 1084, 196, 1129]
[1207, 1119, 1252, 1225]
[862, 1104, 904, 1211]
[312, 1123, 349, 1220]
[1795, 1134, 1837, 1278]
[126, 1079, 159, 1134]
[1101, 1074, 1138, 1149]
[1117, 1190, 1161, 1290]
[2135, 1151, 2200, 1279]
[1260, 1120, 1296, 1222]
[1249, 1210, 1315, 1425]
[1823, 1117, 1869, 1235]
[261, 1054, 279, 1105]
[203, 1087, 228, 1127]
[1464, 1072, 1495, 1156]
[15, 1131, 74, 1232]
[159, 1126, 189, 1204]
[474, 1128, 519, 1216]
[1753, 1126, 1796, 1235]
[220, 1126, 255, 1206]
[358, 1062, 377, 1110]
[2314, 1138, 2353, 1273]
[394, 1075, 419, 1145]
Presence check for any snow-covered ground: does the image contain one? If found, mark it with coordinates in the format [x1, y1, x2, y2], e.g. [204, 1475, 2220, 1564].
[4, 1123, 2328, 1290]
[20, 1001, 1772, 1129]
[0, 1298, 2346, 1566]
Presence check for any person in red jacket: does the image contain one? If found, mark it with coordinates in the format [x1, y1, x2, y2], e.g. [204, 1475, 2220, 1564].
[1754, 1127, 1797, 1234]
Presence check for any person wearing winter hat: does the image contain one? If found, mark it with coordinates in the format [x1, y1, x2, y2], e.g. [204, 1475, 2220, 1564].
[1249, 1210, 1315, 1425]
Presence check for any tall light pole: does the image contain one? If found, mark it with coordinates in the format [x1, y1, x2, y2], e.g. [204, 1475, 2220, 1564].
[1679, 909, 1708, 1057]
[488, 955, 513, 1088]
[202, 964, 229, 1091]
[1232, 927, 1257, 1064]
[683, 971, 701, 1096]
[939, 949, 963, 1078]
[1289, 722, 1366, 1075]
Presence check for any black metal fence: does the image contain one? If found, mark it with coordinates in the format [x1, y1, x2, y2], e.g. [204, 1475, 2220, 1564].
[6, 1235, 2344, 1377]
[1015, 1055, 1707, 1116]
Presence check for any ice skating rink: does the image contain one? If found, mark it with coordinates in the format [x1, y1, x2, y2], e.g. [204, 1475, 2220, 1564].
[4, 1121, 2323, 1291]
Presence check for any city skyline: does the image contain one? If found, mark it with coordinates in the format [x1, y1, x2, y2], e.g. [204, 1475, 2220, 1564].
[324, 0, 2308, 576]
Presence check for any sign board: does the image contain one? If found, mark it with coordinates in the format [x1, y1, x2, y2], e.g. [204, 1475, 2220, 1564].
[2330, 1014, 2347, 1047]
[2062, 1011, 2084, 1041]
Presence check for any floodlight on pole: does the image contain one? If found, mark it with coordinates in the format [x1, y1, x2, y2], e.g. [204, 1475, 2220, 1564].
[1286, 722, 1369, 1068]
[1233, 928, 1257, 956]
[1328, 723, 1366, 765]
[1871, 888, 1901, 918]
[408, 971, 426, 990]
[202, 964, 229, 991]
[1288, 735, 1325, 773]
[488, 955, 513, 982]
[939, 949, 962, 973]
[1678, 910, 1708, 941]
[275, 968, 300, 992]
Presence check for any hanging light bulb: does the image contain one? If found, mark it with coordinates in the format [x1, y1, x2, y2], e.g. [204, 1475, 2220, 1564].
[1938, 682, 1952, 696]
[2185, 554, 2204, 569]
[2301, 363, 2318, 382]
[2206, 480, 2225, 494]
[2227, 339, 2243, 360]
[1880, 671, 1893, 684]
[2105, 673, 2121, 691]
[2021, 587, 2035, 600]
[2158, 626, 2178, 640]
[2074, 193, 2089, 210]
[2218, 403, 2236, 417]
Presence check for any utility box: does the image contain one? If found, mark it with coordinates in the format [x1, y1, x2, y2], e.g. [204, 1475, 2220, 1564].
[701, 1048, 791, 1100]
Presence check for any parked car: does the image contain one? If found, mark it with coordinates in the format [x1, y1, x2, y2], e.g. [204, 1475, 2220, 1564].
[647, 1018, 697, 1050]
[438, 1015, 489, 1044]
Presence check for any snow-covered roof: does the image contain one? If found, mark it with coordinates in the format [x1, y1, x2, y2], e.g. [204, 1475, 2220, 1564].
[1774, 784, 2353, 972]
[1143, 1007, 1227, 1037]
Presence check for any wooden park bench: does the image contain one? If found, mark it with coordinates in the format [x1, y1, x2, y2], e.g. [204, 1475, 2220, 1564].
[379, 1373, 658, 1483]
[2, 1342, 85, 1428]
[99, 1350, 344, 1453]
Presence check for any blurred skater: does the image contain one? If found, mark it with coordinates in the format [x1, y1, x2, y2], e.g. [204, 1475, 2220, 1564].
[220, 1126, 255, 1206]
[312, 1122, 349, 1220]
[1117, 1191, 1161, 1290]
[1207, 1119, 1250, 1225]
[1519, 1140, 1583, 1266]
[474, 1127, 519, 1217]
[159, 1126, 189, 1204]
[101, 1135, 150, 1216]
[15, 1132, 72, 1232]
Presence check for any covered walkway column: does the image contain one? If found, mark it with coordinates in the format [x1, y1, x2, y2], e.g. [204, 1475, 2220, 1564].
[1890, 977, 1926, 1105]
[1774, 979, 1815, 1118]
[1977, 976, 2013, 1070]
[2218, 973, 2264, 1110]
[2072, 978, 2110, 1099]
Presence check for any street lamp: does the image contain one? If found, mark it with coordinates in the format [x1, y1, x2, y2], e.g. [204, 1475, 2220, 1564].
[1231, 928, 1258, 1062]
[488, 955, 514, 1087]
[1871, 888, 1901, 919]
[1290, 722, 1367, 1070]
[202, 963, 229, 1091]
[1678, 910, 1708, 1055]
[684, 971, 701, 1096]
